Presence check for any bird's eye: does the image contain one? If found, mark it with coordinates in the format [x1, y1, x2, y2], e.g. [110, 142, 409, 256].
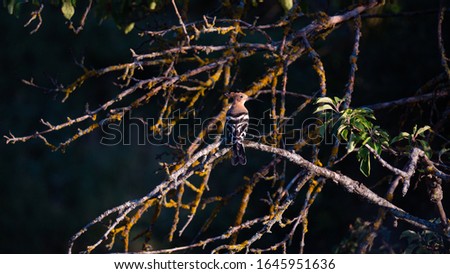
[240, 95, 243, 98]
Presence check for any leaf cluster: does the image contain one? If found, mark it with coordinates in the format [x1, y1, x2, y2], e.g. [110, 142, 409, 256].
[400, 228, 449, 254]
[314, 97, 390, 176]
[391, 125, 432, 158]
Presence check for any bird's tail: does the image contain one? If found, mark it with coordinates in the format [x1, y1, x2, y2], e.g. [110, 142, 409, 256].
[231, 142, 247, 166]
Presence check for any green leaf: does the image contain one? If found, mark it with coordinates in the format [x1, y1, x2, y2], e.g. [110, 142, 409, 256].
[360, 156, 370, 177]
[412, 124, 418, 135]
[347, 133, 357, 153]
[149, 1, 157, 10]
[359, 131, 368, 141]
[333, 96, 344, 106]
[422, 230, 438, 243]
[418, 140, 432, 158]
[61, 0, 75, 20]
[313, 104, 335, 113]
[400, 230, 420, 243]
[340, 128, 349, 141]
[361, 136, 372, 147]
[6, 0, 16, 15]
[358, 147, 370, 177]
[123, 22, 135, 34]
[354, 107, 371, 114]
[352, 119, 366, 132]
[319, 124, 326, 138]
[332, 119, 342, 133]
[336, 124, 347, 140]
[379, 129, 390, 142]
[415, 125, 431, 137]
[278, 0, 293, 12]
[371, 142, 382, 155]
[315, 97, 335, 105]
[359, 117, 373, 130]
[389, 2, 402, 13]
[390, 132, 410, 144]
[341, 109, 352, 117]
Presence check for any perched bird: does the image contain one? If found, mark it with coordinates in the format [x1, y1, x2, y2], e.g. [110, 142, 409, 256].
[226, 92, 250, 166]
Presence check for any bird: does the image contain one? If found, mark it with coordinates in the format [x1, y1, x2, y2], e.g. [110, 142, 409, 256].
[226, 92, 250, 166]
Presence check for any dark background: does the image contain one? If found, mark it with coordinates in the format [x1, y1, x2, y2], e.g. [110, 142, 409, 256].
[0, 0, 448, 253]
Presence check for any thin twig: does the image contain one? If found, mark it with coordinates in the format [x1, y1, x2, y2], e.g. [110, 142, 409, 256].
[171, 0, 190, 45]
[68, 141, 225, 253]
[302, 36, 327, 96]
[141, 216, 269, 254]
[68, 0, 93, 34]
[342, 17, 361, 110]
[24, 3, 44, 34]
[364, 144, 408, 178]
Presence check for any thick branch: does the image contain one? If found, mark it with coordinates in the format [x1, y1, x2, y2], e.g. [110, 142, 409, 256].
[245, 141, 441, 232]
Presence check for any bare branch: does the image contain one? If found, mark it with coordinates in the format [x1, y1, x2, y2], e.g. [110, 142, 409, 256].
[171, 0, 190, 45]
[363, 90, 449, 110]
[438, 0, 450, 79]
[24, 3, 44, 34]
[364, 144, 408, 177]
[68, 0, 93, 34]
[245, 141, 441, 232]
[342, 17, 361, 110]
[68, 141, 226, 253]
[401, 147, 422, 196]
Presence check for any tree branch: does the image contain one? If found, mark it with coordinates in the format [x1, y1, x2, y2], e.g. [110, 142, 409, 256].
[245, 141, 442, 233]
[363, 90, 448, 110]
[438, 0, 450, 79]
